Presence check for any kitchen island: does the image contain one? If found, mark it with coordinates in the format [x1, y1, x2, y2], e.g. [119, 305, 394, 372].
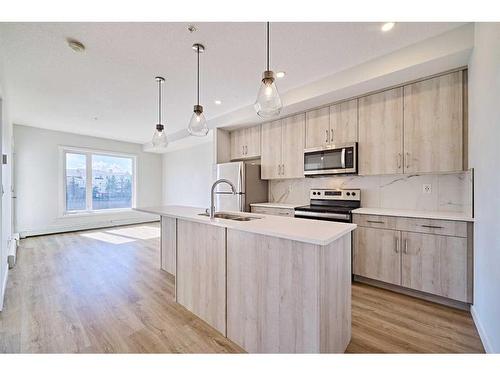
[136, 205, 356, 353]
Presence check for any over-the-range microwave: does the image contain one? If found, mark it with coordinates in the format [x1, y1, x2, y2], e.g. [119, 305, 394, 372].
[304, 142, 357, 176]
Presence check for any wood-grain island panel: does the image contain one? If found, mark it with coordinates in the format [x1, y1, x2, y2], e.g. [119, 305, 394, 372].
[226, 229, 351, 353]
[176, 220, 227, 335]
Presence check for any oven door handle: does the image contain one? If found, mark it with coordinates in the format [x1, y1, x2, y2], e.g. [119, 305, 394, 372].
[341, 148, 346, 169]
[294, 210, 350, 221]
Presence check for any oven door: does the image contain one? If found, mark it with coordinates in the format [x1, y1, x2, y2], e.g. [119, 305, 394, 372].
[304, 143, 357, 176]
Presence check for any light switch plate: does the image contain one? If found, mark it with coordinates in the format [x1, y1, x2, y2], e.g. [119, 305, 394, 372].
[422, 184, 432, 194]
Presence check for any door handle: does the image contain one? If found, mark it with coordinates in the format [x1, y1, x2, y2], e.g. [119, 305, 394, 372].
[394, 237, 399, 253]
[330, 129, 334, 143]
[341, 148, 346, 169]
[421, 225, 444, 229]
[397, 153, 402, 169]
[406, 152, 410, 169]
[325, 130, 329, 143]
[367, 220, 384, 224]
[404, 239, 408, 254]
[282, 164, 285, 176]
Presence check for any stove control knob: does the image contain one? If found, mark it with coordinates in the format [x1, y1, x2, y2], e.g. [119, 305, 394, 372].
[352, 192, 356, 196]
[312, 192, 317, 195]
[346, 192, 351, 196]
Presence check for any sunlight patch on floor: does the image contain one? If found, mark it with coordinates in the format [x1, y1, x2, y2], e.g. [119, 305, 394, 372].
[106, 226, 160, 240]
[80, 232, 136, 244]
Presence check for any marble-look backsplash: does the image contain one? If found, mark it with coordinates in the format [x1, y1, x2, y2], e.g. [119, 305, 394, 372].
[269, 170, 473, 216]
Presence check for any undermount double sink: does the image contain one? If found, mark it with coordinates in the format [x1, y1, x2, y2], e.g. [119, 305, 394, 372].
[198, 212, 262, 221]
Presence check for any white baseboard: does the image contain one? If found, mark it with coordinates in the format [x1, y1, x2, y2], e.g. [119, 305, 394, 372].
[8, 238, 18, 268]
[19, 218, 159, 238]
[0, 267, 8, 312]
[471, 305, 494, 353]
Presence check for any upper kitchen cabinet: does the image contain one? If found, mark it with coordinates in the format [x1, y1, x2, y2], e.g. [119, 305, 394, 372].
[261, 120, 283, 179]
[358, 87, 404, 175]
[261, 114, 305, 180]
[305, 107, 330, 149]
[329, 99, 358, 146]
[230, 124, 261, 160]
[403, 71, 464, 174]
[282, 113, 306, 178]
[305, 99, 357, 149]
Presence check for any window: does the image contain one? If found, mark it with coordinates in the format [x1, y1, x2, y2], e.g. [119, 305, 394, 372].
[63, 148, 135, 214]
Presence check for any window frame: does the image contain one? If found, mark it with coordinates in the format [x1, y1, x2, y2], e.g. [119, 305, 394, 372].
[59, 146, 137, 216]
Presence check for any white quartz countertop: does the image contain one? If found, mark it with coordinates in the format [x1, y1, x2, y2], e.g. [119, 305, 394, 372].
[135, 205, 356, 246]
[250, 202, 304, 209]
[352, 208, 474, 222]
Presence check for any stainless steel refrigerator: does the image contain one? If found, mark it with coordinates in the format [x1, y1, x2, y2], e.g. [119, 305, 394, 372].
[214, 161, 268, 212]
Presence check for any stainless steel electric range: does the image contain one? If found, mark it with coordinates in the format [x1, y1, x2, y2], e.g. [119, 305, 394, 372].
[294, 189, 361, 223]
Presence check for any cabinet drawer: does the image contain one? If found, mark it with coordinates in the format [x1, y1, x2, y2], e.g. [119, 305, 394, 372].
[396, 217, 467, 238]
[353, 214, 397, 230]
[251, 206, 295, 217]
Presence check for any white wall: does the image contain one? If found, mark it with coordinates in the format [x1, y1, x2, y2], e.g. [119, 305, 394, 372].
[14, 125, 162, 237]
[0, 57, 14, 311]
[162, 141, 214, 208]
[469, 23, 500, 353]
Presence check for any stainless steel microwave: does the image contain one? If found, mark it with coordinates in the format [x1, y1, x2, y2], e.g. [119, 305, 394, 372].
[304, 143, 357, 176]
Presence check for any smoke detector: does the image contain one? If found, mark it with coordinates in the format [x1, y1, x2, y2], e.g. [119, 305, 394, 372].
[67, 38, 85, 53]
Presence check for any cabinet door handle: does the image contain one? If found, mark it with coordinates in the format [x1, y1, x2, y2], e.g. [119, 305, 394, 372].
[278, 164, 281, 175]
[366, 220, 385, 224]
[421, 225, 444, 229]
[406, 152, 410, 169]
[394, 237, 399, 253]
[245, 145, 248, 155]
[330, 129, 334, 143]
[325, 130, 329, 143]
[397, 153, 402, 169]
[404, 239, 408, 254]
[282, 164, 285, 176]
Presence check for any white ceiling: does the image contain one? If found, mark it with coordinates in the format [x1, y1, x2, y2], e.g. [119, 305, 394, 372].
[0, 22, 465, 144]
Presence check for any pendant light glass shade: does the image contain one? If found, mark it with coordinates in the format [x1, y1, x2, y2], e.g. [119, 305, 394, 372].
[188, 44, 209, 137]
[188, 105, 209, 136]
[255, 22, 282, 118]
[254, 71, 282, 118]
[152, 76, 168, 148]
[152, 124, 168, 147]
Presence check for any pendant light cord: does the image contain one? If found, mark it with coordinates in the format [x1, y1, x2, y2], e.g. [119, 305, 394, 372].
[197, 45, 200, 106]
[266, 22, 270, 71]
[158, 79, 162, 124]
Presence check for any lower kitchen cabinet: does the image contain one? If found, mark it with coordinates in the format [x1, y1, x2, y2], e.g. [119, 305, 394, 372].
[250, 205, 295, 217]
[353, 214, 472, 304]
[401, 231, 469, 303]
[353, 227, 401, 285]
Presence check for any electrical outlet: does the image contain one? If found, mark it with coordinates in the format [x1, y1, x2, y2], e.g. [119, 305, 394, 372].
[422, 184, 432, 194]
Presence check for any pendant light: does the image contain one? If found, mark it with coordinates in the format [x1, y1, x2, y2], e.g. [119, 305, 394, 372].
[254, 22, 282, 118]
[188, 43, 209, 136]
[152, 76, 168, 148]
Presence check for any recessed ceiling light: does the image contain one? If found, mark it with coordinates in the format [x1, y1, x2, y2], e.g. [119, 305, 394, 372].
[214, 100, 222, 105]
[276, 71, 286, 78]
[67, 38, 85, 53]
[381, 22, 396, 32]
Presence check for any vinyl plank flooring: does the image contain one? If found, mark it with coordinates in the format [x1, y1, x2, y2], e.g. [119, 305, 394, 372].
[0, 223, 484, 353]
